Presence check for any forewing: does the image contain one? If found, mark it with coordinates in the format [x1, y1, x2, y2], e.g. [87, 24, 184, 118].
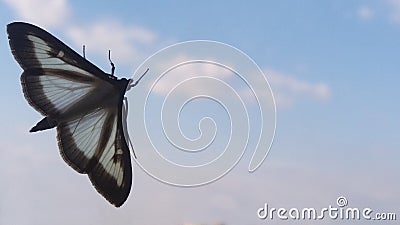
[7, 22, 108, 76]
[7, 22, 115, 117]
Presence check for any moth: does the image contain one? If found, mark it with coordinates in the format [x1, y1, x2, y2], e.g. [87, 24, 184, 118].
[7, 22, 143, 207]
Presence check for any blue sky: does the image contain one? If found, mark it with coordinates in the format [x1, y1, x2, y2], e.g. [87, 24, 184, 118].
[0, 0, 399, 225]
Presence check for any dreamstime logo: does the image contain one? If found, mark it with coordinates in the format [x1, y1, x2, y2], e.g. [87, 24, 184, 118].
[126, 40, 276, 186]
[336, 196, 348, 207]
[257, 196, 397, 221]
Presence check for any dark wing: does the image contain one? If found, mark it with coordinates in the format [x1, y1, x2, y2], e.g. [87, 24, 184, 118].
[57, 105, 132, 207]
[7, 22, 120, 117]
[7, 22, 132, 207]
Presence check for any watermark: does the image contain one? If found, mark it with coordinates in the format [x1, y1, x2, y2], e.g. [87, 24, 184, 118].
[126, 40, 276, 186]
[257, 196, 397, 221]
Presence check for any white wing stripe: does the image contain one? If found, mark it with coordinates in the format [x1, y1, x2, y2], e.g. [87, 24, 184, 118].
[95, 116, 125, 187]
[27, 35, 52, 51]
[38, 75, 93, 113]
[27, 35, 97, 76]
[66, 109, 107, 159]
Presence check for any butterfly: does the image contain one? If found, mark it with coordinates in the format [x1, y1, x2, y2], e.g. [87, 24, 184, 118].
[7, 22, 144, 207]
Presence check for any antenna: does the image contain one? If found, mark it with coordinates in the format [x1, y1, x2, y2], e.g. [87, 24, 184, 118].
[130, 68, 149, 88]
[108, 50, 115, 76]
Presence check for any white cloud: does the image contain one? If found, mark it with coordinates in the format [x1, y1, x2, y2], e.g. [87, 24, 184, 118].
[356, 1, 400, 25]
[387, 0, 400, 23]
[265, 68, 331, 109]
[357, 6, 375, 20]
[2, 0, 70, 27]
[66, 20, 157, 65]
[3, 0, 160, 68]
[149, 55, 234, 96]
[147, 59, 331, 110]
